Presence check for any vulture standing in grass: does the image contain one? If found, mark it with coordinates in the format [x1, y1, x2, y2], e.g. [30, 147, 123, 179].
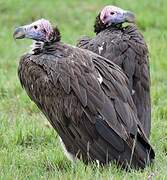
[77, 6, 151, 138]
[13, 19, 154, 169]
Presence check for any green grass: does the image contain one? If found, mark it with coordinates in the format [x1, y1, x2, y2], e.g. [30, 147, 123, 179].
[0, 0, 167, 179]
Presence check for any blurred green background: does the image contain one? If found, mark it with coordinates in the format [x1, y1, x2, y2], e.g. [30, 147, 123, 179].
[0, 0, 167, 179]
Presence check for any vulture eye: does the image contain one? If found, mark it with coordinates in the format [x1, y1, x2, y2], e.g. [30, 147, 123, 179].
[34, 25, 38, 29]
[110, 12, 115, 15]
[43, 29, 47, 33]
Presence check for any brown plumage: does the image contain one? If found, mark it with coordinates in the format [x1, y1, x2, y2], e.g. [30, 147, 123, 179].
[77, 6, 151, 138]
[14, 19, 154, 169]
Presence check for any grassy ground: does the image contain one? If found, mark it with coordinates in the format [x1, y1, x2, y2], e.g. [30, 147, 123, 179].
[0, 0, 167, 179]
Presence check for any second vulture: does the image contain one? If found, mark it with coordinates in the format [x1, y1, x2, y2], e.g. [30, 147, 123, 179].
[77, 5, 151, 138]
[13, 19, 154, 169]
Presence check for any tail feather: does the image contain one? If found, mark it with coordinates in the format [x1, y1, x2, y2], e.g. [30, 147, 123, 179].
[94, 117, 154, 169]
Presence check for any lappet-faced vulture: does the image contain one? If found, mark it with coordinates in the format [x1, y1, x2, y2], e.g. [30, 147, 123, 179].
[13, 19, 154, 169]
[77, 6, 151, 138]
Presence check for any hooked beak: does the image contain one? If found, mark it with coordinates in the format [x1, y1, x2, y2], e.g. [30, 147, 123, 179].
[124, 11, 135, 23]
[13, 27, 26, 39]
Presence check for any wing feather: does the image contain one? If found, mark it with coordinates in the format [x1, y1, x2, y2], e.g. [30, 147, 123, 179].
[77, 25, 151, 138]
[18, 43, 154, 168]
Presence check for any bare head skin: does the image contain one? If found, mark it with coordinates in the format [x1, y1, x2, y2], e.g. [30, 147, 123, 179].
[100, 5, 135, 26]
[13, 19, 55, 42]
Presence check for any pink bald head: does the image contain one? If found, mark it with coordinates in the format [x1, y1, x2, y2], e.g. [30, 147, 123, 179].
[13, 18, 56, 42]
[99, 5, 135, 25]
[29, 19, 53, 41]
[100, 6, 124, 23]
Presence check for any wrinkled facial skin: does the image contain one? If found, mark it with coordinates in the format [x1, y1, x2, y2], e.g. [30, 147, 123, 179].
[13, 19, 53, 42]
[100, 6, 135, 26]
